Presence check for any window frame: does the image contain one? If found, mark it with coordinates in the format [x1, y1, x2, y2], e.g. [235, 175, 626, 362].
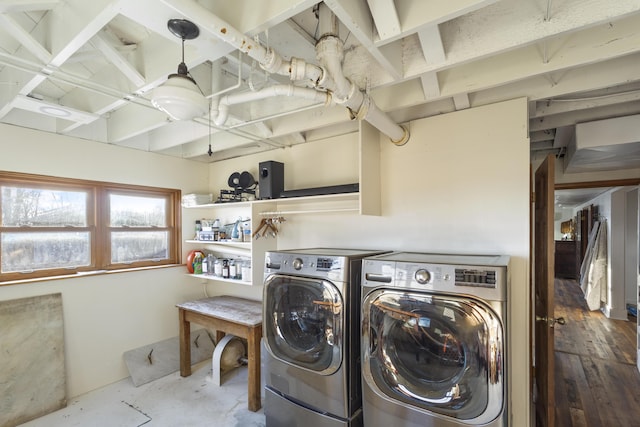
[0, 171, 181, 283]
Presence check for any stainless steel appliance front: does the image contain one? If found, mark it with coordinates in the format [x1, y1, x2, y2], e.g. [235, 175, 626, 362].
[361, 252, 509, 427]
[263, 248, 387, 427]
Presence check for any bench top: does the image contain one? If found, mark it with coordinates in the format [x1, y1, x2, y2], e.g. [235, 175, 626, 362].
[176, 295, 262, 326]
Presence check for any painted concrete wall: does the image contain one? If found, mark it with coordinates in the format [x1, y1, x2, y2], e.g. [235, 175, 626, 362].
[207, 98, 531, 426]
[0, 124, 210, 397]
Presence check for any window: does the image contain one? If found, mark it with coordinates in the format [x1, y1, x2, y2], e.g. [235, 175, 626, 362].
[0, 171, 181, 282]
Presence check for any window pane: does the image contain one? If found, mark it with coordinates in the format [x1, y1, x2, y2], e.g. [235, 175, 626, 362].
[1, 186, 87, 227]
[1, 232, 91, 272]
[110, 194, 166, 227]
[111, 231, 168, 263]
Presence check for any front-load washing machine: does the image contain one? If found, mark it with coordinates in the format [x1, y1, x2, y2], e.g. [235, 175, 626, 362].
[263, 248, 388, 427]
[361, 252, 510, 427]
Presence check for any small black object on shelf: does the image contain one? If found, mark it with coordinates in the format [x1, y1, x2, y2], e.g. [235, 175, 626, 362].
[216, 171, 257, 203]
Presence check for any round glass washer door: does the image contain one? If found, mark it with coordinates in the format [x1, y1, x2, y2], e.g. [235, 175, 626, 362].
[264, 274, 343, 375]
[362, 289, 504, 423]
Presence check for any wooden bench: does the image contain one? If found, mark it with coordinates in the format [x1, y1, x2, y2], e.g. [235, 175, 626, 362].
[176, 295, 263, 412]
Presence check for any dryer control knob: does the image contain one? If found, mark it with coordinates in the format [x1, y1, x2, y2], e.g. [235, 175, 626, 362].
[415, 269, 431, 284]
[292, 258, 303, 270]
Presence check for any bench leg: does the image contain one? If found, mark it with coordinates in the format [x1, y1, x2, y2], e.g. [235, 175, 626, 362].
[247, 326, 262, 412]
[179, 309, 191, 377]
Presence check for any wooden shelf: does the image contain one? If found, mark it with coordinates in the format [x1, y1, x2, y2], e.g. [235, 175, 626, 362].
[185, 240, 250, 251]
[256, 193, 360, 216]
[187, 274, 252, 286]
[182, 201, 252, 209]
[183, 193, 361, 216]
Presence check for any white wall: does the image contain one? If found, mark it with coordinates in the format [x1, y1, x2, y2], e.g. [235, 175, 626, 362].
[0, 97, 532, 424]
[626, 189, 638, 306]
[208, 98, 531, 426]
[0, 124, 209, 397]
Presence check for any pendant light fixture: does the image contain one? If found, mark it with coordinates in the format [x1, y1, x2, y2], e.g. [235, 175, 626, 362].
[151, 19, 208, 121]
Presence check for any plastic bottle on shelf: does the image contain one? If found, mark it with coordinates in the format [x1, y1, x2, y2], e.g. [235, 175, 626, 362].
[214, 258, 222, 277]
[195, 220, 202, 240]
[236, 259, 245, 279]
[231, 217, 241, 241]
[205, 254, 215, 275]
[193, 252, 204, 274]
[241, 260, 251, 282]
[212, 218, 221, 241]
[229, 259, 237, 279]
[201, 253, 209, 274]
[242, 220, 251, 242]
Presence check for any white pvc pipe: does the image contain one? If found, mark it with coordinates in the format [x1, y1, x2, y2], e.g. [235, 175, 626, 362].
[223, 102, 325, 131]
[314, 4, 409, 145]
[213, 85, 329, 127]
[221, 85, 329, 106]
[362, 98, 409, 145]
[161, 0, 409, 144]
[207, 51, 243, 100]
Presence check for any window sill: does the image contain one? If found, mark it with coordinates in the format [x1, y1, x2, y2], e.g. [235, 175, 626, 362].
[0, 264, 182, 287]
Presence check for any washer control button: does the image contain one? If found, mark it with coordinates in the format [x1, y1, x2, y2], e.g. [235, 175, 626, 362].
[415, 269, 431, 284]
[292, 258, 303, 270]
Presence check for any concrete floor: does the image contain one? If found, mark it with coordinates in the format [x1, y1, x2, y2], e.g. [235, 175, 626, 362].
[19, 361, 266, 427]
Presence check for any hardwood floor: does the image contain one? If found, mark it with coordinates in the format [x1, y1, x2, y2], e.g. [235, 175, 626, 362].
[553, 278, 640, 426]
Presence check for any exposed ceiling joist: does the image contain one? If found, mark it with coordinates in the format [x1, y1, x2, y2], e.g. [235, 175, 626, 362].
[0, 0, 638, 172]
[0, 0, 60, 13]
[417, 25, 446, 65]
[532, 88, 640, 118]
[90, 31, 145, 87]
[366, 0, 401, 40]
[530, 101, 640, 132]
[324, 0, 402, 79]
[420, 72, 440, 99]
[0, 14, 51, 63]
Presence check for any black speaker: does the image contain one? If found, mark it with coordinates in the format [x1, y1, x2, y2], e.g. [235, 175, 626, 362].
[258, 161, 284, 199]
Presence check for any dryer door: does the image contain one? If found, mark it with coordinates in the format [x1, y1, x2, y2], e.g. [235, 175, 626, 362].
[264, 274, 343, 375]
[362, 289, 504, 424]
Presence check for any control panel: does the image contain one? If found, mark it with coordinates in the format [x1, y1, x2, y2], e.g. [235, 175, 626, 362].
[264, 252, 347, 282]
[362, 258, 507, 302]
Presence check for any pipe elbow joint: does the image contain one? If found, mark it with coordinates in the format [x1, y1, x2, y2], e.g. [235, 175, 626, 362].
[214, 103, 229, 127]
[289, 57, 308, 81]
[260, 47, 283, 74]
[391, 125, 410, 146]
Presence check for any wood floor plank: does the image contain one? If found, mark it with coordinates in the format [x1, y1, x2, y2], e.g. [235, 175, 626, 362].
[553, 279, 640, 427]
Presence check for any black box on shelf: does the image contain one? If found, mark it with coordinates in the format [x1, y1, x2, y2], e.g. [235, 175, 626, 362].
[258, 161, 284, 199]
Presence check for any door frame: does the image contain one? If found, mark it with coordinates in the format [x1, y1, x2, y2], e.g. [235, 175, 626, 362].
[533, 154, 555, 427]
[533, 175, 640, 426]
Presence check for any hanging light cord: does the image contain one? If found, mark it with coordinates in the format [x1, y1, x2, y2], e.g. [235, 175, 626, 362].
[208, 100, 213, 156]
[177, 37, 189, 76]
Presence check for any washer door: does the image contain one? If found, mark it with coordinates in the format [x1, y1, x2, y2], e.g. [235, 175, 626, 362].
[264, 274, 343, 375]
[362, 289, 504, 424]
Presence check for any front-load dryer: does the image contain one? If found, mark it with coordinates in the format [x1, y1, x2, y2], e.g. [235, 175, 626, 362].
[263, 248, 388, 427]
[361, 252, 510, 427]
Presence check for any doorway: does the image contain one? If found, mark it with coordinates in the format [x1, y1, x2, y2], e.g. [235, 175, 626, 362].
[552, 183, 640, 426]
[554, 181, 639, 320]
